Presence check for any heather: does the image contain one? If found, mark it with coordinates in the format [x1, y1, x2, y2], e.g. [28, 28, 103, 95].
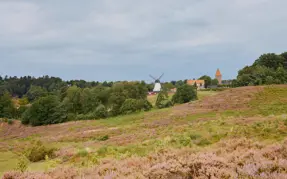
[1, 85, 287, 178]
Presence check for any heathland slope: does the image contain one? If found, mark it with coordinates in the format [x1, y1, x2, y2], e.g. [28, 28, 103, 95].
[1, 85, 287, 179]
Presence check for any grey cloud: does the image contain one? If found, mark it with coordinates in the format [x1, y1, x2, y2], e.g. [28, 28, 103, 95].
[0, 0, 287, 81]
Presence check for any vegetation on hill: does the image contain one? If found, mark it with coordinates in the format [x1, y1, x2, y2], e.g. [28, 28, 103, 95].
[234, 52, 287, 86]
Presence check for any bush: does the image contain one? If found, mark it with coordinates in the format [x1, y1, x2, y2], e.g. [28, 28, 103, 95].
[155, 91, 173, 109]
[120, 99, 152, 114]
[156, 99, 173, 109]
[172, 84, 197, 104]
[94, 104, 107, 118]
[97, 135, 109, 141]
[190, 134, 202, 140]
[24, 140, 56, 162]
[143, 100, 153, 111]
[120, 99, 139, 114]
[7, 119, 14, 125]
[16, 155, 29, 172]
[77, 149, 89, 157]
[196, 138, 212, 146]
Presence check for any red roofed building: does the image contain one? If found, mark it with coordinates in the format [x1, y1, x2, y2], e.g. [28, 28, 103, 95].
[186, 79, 205, 89]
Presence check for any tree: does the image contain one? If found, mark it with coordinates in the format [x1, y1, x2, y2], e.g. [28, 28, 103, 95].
[93, 104, 108, 119]
[254, 53, 285, 69]
[120, 99, 151, 114]
[80, 88, 101, 114]
[175, 80, 184, 87]
[108, 92, 126, 116]
[62, 86, 82, 114]
[172, 84, 197, 104]
[199, 75, 212, 88]
[193, 82, 197, 89]
[0, 92, 15, 118]
[211, 79, 219, 85]
[22, 95, 67, 126]
[26, 86, 48, 102]
[163, 82, 175, 90]
[280, 52, 287, 69]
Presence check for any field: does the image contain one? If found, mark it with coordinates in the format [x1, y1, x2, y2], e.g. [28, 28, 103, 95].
[1, 86, 287, 178]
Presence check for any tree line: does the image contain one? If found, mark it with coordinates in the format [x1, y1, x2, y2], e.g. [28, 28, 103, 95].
[0, 77, 198, 126]
[233, 52, 287, 86]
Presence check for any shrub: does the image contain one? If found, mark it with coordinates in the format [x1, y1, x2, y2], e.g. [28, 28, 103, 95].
[190, 134, 202, 140]
[7, 119, 14, 125]
[120, 99, 152, 114]
[24, 140, 56, 162]
[143, 100, 153, 111]
[77, 149, 89, 157]
[155, 91, 173, 109]
[94, 104, 108, 118]
[0, 118, 8, 123]
[172, 84, 197, 104]
[156, 99, 173, 109]
[98, 135, 109, 141]
[196, 138, 212, 146]
[15, 155, 29, 172]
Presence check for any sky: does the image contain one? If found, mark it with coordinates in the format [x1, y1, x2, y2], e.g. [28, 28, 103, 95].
[0, 0, 287, 82]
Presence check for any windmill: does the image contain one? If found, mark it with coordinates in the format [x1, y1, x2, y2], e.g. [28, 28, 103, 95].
[149, 73, 164, 92]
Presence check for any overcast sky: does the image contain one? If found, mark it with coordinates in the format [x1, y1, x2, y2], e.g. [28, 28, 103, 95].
[0, 0, 287, 82]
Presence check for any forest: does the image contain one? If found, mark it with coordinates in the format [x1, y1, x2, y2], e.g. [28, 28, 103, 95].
[0, 76, 197, 126]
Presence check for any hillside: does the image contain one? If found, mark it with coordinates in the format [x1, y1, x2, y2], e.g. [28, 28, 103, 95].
[1, 85, 287, 178]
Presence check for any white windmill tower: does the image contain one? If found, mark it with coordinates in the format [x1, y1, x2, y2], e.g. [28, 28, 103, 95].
[149, 73, 164, 92]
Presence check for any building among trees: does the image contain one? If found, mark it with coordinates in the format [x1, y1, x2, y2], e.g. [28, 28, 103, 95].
[186, 79, 205, 89]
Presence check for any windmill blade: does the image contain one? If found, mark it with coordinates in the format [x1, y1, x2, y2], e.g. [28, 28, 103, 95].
[149, 75, 157, 81]
[158, 73, 164, 80]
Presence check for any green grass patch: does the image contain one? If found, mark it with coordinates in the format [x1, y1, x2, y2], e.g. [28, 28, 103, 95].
[250, 86, 287, 116]
[0, 152, 18, 177]
[197, 91, 218, 100]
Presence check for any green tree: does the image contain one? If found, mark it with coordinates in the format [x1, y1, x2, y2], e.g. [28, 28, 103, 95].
[22, 95, 67, 126]
[120, 99, 152, 114]
[26, 86, 48, 102]
[193, 82, 197, 89]
[108, 92, 126, 116]
[163, 82, 175, 91]
[80, 88, 101, 114]
[93, 104, 108, 119]
[280, 52, 287, 69]
[175, 80, 184, 87]
[172, 84, 197, 104]
[0, 92, 15, 118]
[211, 79, 219, 85]
[199, 75, 212, 88]
[120, 99, 141, 114]
[62, 86, 82, 114]
[254, 53, 285, 69]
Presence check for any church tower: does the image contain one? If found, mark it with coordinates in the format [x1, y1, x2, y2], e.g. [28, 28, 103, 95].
[215, 69, 222, 85]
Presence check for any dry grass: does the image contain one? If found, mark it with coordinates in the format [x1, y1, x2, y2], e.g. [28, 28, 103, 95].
[3, 138, 287, 179]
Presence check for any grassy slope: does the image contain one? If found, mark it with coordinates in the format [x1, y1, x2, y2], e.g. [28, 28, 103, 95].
[1, 86, 287, 178]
